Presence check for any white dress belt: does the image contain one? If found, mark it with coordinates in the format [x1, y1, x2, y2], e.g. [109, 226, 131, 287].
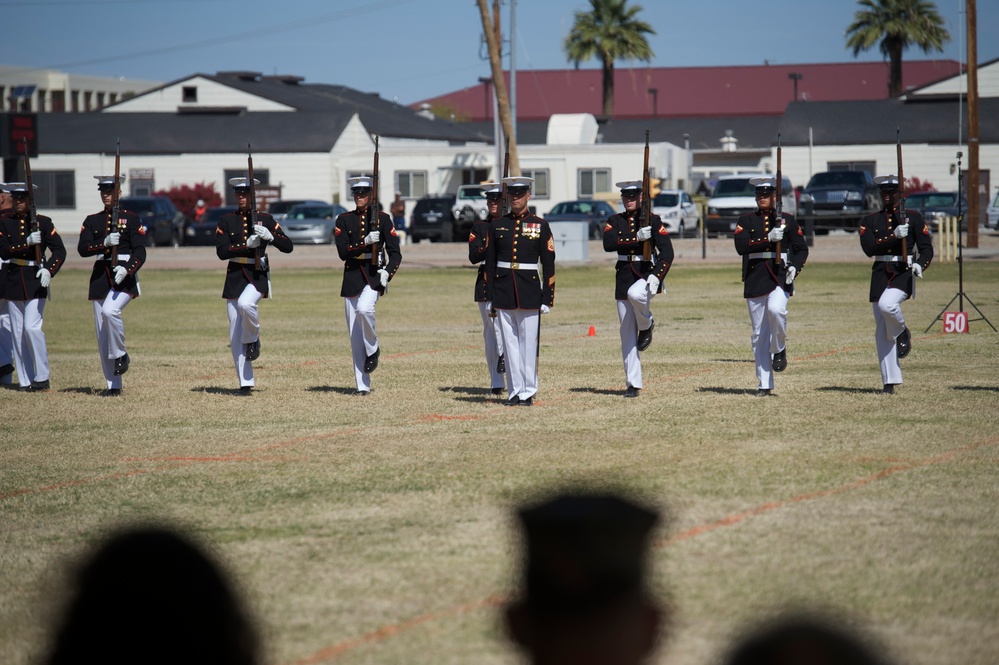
[497, 261, 539, 270]
[873, 255, 905, 262]
[229, 255, 268, 268]
[617, 254, 645, 262]
[9, 258, 39, 267]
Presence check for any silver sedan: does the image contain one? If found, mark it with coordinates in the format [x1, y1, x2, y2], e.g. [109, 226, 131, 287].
[282, 203, 347, 245]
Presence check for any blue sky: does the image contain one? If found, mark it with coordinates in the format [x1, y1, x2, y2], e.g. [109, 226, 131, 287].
[3, 0, 996, 104]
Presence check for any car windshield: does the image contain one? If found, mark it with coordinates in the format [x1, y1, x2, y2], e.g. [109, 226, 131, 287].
[268, 201, 299, 216]
[121, 200, 154, 215]
[550, 201, 605, 215]
[416, 199, 452, 213]
[202, 207, 236, 223]
[654, 193, 680, 207]
[288, 206, 333, 219]
[908, 193, 957, 207]
[458, 187, 485, 200]
[712, 179, 755, 197]
[807, 172, 867, 188]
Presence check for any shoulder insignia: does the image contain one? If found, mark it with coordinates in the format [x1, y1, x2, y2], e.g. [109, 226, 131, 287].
[334, 226, 342, 236]
[797, 227, 804, 236]
[604, 222, 612, 232]
[137, 225, 146, 235]
[468, 232, 476, 243]
[734, 224, 744, 234]
[390, 226, 398, 237]
[859, 226, 866, 236]
[50, 227, 58, 236]
[216, 226, 224, 235]
[922, 226, 930, 235]
[274, 222, 282, 232]
[80, 225, 86, 233]
[548, 275, 555, 287]
[658, 225, 669, 235]
[547, 236, 554, 252]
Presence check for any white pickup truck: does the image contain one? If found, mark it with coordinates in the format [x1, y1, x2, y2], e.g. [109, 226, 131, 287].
[451, 184, 490, 224]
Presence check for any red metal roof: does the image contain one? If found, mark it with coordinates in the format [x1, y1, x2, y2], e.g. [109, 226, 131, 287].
[415, 60, 961, 121]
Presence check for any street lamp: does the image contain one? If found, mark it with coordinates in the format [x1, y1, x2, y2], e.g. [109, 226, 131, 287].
[788, 72, 803, 101]
[478, 77, 493, 120]
[648, 87, 658, 117]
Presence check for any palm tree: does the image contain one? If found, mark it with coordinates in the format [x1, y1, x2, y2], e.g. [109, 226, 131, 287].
[564, 0, 655, 117]
[845, 0, 951, 98]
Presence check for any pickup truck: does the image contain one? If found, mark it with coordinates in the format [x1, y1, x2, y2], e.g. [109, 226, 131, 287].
[799, 171, 881, 233]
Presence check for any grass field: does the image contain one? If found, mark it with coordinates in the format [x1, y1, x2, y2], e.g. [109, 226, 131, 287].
[2, 258, 998, 665]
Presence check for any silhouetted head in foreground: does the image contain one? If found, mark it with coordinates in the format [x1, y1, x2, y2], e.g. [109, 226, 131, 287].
[504, 491, 666, 665]
[45, 524, 258, 665]
[724, 614, 891, 665]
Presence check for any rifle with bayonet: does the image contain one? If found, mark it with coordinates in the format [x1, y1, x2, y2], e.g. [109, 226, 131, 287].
[896, 128, 910, 267]
[111, 139, 122, 265]
[774, 132, 785, 266]
[370, 136, 382, 266]
[22, 138, 41, 264]
[247, 144, 261, 270]
[641, 130, 652, 261]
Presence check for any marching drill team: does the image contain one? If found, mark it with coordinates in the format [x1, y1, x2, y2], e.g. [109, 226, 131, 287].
[0, 159, 936, 399]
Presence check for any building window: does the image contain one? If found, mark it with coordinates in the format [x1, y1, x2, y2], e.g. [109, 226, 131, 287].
[33, 171, 76, 209]
[461, 168, 489, 186]
[521, 168, 549, 199]
[182, 86, 198, 103]
[828, 161, 876, 176]
[578, 168, 611, 198]
[70, 90, 79, 112]
[395, 171, 427, 199]
[223, 168, 269, 205]
[51, 90, 66, 112]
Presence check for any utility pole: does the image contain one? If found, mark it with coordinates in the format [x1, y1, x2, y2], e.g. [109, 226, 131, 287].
[966, 0, 979, 247]
[477, 0, 519, 175]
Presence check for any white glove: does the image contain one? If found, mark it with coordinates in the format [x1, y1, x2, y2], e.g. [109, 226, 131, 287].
[246, 234, 261, 248]
[893, 223, 910, 239]
[647, 274, 660, 294]
[767, 226, 784, 243]
[26, 230, 42, 245]
[113, 266, 128, 284]
[912, 263, 923, 279]
[785, 266, 797, 285]
[540, 305, 551, 314]
[36, 268, 51, 288]
[253, 224, 273, 241]
[364, 231, 381, 245]
[636, 226, 652, 241]
[104, 232, 120, 247]
[378, 269, 389, 288]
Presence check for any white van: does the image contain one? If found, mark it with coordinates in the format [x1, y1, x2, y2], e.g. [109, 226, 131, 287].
[705, 173, 796, 236]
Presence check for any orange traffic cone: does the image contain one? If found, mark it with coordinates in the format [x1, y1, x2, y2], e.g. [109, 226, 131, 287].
[587, 325, 596, 336]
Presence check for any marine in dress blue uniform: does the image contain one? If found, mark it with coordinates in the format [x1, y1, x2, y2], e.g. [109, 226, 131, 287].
[77, 175, 147, 396]
[859, 175, 933, 394]
[215, 177, 294, 395]
[468, 182, 506, 396]
[733, 177, 809, 395]
[602, 180, 674, 398]
[334, 176, 402, 395]
[0, 184, 14, 386]
[0, 182, 67, 391]
[485, 176, 556, 406]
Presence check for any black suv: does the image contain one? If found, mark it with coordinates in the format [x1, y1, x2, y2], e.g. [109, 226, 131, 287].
[120, 196, 187, 246]
[799, 171, 880, 232]
[409, 195, 459, 242]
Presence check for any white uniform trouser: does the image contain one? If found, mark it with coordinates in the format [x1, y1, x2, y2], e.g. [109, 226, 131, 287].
[7, 299, 48, 388]
[93, 291, 132, 390]
[344, 285, 380, 392]
[0, 296, 12, 385]
[618, 279, 655, 390]
[478, 301, 505, 390]
[227, 284, 262, 388]
[498, 309, 539, 401]
[746, 285, 789, 390]
[873, 287, 908, 386]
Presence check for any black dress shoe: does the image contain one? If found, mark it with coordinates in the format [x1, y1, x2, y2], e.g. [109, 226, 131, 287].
[18, 385, 30, 392]
[29, 380, 50, 391]
[882, 384, 895, 394]
[100, 388, 122, 397]
[895, 327, 911, 359]
[772, 348, 787, 372]
[624, 386, 640, 398]
[496, 354, 505, 374]
[636, 320, 655, 352]
[238, 386, 253, 396]
[518, 396, 534, 406]
[245, 338, 260, 361]
[503, 395, 521, 406]
[491, 387, 504, 395]
[756, 388, 771, 397]
[0, 363, 13, 378]
[354, 389, 370, 396]
[364, 348, 380, 373]
[113, 352, 130, 376]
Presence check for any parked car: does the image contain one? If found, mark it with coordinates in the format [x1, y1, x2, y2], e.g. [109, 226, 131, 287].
[652, 189, 700, 237]
[545, 199, 619, 240]
[799, 170, 880, 232]
[451, 184, 490, 228]
[282, 203, 348, 244]
[120, 196, 186, 247]
[904, 191, 968, 232]
[267, 199, 327, 221]
[987, 189, 999, 230]
[409, 195, 458, 242]
[184, 206, 236, 245]
[705, 174, 796, 237]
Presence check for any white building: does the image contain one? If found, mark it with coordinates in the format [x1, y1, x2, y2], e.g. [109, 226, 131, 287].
[0, 64, 159, 112]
